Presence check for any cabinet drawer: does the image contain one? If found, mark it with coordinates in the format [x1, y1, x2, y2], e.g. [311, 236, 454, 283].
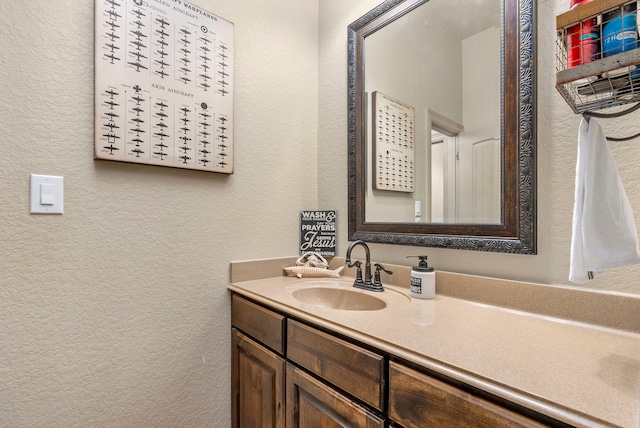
[389, 361, 546, 428]
[287, 319, 385, 411]
[232, 294, 285, 354]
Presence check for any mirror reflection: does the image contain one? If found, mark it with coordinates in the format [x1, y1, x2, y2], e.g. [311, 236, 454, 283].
[364, 0, 502, 224]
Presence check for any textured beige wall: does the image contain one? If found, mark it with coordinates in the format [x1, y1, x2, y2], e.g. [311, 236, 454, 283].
[319, 0, 640, 295]
[0, 0, 317, 426]
[3, 0, 640, 425]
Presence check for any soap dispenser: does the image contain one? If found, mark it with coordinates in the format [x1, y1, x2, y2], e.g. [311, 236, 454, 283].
[407, 255, 435, 299]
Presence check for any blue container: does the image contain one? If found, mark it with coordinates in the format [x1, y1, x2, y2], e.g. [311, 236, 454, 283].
[602, 4, 638, 57]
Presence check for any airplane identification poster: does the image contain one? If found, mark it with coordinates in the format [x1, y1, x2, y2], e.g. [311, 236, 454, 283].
[94, 0, 234, 173]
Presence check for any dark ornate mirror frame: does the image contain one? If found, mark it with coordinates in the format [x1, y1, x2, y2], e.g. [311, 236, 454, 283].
[347, 0, 536, 254]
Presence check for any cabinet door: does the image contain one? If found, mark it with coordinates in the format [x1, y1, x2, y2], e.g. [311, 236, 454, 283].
[286, 363, 384, 428]
[232, 329, 285, 428]
[389, 361, 546, 428]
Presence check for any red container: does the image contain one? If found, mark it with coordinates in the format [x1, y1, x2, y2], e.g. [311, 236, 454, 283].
[567, 0, 599, 68]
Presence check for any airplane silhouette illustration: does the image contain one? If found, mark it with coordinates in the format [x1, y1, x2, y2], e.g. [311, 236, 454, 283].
[154, 131, 169, 140]
[102, 132, 120, 143]
[130, 51, 147, 61]
[107, 9, 121, 20]
[103, 144, 120, 155]
[130, 40, 147, 50]
[131, 30, 147, 39]
[127, 61, 148, 72]
[106, 20, 120, 30]
[131, 147, 145, 157]
[132, 9, 145, 19]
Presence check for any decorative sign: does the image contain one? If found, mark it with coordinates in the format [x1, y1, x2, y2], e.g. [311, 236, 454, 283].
[300, 211, 336, 256]
[372, 91, 415, 192]
[94, 0, 234, 173]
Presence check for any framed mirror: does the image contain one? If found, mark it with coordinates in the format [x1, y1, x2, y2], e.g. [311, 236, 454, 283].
[347, 0, 536, 253]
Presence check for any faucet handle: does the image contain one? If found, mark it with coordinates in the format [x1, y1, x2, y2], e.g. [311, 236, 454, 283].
[373, 263, 392, 289]
[348, 260, 365, 285]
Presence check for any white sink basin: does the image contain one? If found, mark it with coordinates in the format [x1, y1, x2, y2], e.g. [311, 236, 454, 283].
[291, 286, 387, 311]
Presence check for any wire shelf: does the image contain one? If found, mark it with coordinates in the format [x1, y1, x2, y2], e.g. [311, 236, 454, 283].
[556, 0, 640, 113]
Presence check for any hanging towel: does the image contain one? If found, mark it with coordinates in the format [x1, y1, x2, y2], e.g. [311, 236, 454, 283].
[570, 117, 640, 283]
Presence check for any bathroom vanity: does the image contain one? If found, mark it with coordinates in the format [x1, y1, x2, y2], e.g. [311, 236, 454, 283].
[229, 259, 640, 427]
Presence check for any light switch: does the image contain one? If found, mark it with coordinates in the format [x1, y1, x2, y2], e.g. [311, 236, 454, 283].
[40, 183, 55, 205]
[30, 174, 63, 214]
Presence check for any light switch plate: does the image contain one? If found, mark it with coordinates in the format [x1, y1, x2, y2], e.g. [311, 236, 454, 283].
[30, 174, 63, 214]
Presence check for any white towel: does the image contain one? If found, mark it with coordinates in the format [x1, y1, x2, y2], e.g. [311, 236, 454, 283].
[570, 117, 640, 283]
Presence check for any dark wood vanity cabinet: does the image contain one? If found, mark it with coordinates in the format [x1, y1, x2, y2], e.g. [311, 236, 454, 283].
[231, 294, 383, 427]
[231, 293, 554, 428]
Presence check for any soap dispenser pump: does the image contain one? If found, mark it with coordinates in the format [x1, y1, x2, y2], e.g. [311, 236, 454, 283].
[407, 255, 435, 299]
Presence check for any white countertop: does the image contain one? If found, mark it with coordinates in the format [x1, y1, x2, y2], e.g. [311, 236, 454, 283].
[229, 276, 640, 427]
